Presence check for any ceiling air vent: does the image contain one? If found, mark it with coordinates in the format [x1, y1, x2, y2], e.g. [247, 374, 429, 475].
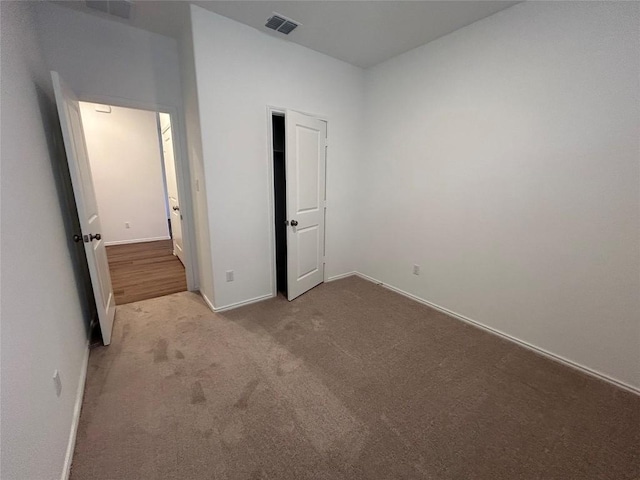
[278, 21, 298, 35]
[265, 13, 300, 35]
[86, 0, 133, 20]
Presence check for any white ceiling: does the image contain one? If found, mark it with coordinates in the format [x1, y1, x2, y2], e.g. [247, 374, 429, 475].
[55, 1, 520, 68]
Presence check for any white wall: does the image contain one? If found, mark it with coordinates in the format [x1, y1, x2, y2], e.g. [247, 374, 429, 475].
[178, 21, 214, 304]
[1, 2, 90, 478]
[34, 2, 183, 109]
[360, 1, 640, 389]
[191, 6, 365, 309]
[79, 103, 169, 245]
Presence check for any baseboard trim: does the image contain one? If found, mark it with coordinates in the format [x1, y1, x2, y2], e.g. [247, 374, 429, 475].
[203, 273, 355, 314]
[349, 272, 640, 396]
[200, 291, 216, 313]
[213, 293, 274, 313]
[61, 343, 90, 480]
[104, 236, 170, 246]
[327, 271, 357, 282]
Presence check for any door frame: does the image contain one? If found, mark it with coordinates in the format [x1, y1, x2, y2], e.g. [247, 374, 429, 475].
[266, 105, 329, 298]
[79, 93, 199, 292]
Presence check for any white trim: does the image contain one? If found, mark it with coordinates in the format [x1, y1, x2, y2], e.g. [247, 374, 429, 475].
[200, 291, 216, 313]
[326, 271, 357, 282]
[77, 93, 199, 292]
[212, 293, 275, 313]
[213, 293, 274, 312]
[321, 123, 328, 284]
[104, 236, 170, 246]
[343, 272, 640, 396]
[61, 344, 90, 480]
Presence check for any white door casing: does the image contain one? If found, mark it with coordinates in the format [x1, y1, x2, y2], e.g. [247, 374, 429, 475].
[285, 110, 327, 301]
[51, 71, 116, 345]
[161, 123, 185, 266]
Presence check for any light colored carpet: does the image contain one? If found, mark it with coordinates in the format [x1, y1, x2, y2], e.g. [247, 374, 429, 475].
[70, 276, 639, 479]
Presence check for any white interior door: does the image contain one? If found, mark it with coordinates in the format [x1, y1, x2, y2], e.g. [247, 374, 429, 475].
[160, 122, 185, 266]
[285, 110, 327, 301]
[51, 71, 116, 345]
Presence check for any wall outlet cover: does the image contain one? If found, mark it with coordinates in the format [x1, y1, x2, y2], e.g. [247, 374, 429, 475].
[413, 264, 420, 275]
[226, 270, 234, 282]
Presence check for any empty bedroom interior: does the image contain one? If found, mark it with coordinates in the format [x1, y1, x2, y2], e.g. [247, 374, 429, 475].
[0, 1, 638, 479]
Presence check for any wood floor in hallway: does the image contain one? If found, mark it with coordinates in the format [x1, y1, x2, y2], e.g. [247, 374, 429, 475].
[106, 239, 187, 305]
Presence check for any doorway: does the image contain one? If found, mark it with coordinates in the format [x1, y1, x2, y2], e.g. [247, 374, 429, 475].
[272, 114, 288, 296]
[270, 109, 328, 301]
[79, 102, 188, 305]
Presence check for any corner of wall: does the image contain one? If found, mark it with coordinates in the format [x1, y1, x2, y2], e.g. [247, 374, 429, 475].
[178, 11, 215, 304]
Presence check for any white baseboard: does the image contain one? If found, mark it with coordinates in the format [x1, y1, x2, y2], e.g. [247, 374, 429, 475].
[199, 291, 274, 313]
[61, 343, 90, 480]
[104, 236, 170, 246]
[347, 272, 640, 396]
[200, 291, 216, 313]
[326, 271, 357, 282]
[213, 293, 274, 313]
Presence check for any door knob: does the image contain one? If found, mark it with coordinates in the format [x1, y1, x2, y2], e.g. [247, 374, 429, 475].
[89, 233, 101, 241]
[290, 220, 298, 227]
[72, 234, 82, 243]
[172, 206, 180, 211]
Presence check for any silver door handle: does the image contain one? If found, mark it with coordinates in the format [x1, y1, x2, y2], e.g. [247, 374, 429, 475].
[290, 220, 298, 226]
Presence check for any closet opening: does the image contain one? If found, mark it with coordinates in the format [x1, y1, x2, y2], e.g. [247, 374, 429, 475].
[272, 113, 287, 296]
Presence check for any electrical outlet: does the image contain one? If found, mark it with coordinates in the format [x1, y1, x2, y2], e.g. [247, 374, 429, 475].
[125, 222, 130, 229]
[413, 264, 420, 276]
[226, 270, 234, 282]
[195, 179, 200, 192]
[53, 370, 62, 397]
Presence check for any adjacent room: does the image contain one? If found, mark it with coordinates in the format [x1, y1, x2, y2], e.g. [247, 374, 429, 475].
[1, 1, 638, 480]
[79, 103, 188, 305]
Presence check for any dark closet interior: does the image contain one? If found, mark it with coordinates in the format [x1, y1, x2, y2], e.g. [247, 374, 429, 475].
[272, 114, 287, 296]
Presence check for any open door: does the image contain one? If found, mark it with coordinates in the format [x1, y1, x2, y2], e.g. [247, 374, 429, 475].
[51, 71, 116, 345]
[285, 110, 327, 301]
[159, 115, 185, 266]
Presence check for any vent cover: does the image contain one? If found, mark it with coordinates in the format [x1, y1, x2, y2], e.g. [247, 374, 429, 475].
[86, 0, 133, 20]
[265, 15, 286, 30]
[265, 13, 300, 35]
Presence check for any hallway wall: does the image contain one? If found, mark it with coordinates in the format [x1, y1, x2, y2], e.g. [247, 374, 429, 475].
[79, 103, 169, 245]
